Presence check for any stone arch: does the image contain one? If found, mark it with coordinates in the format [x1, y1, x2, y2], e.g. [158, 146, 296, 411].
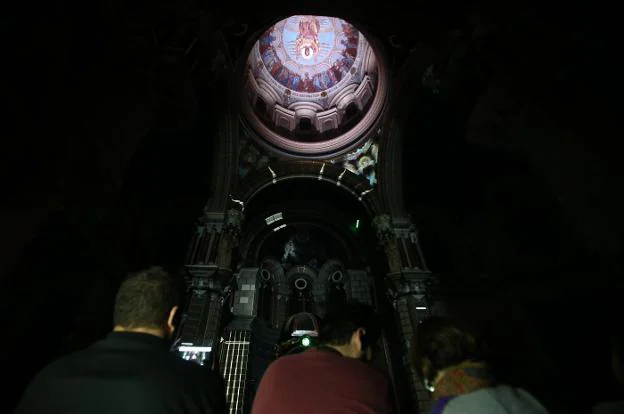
[282, 312, 320, 335]
[285, 265, 317, 315]
[377, 117, 408, 217]
[285, 265, 317, 287]
[259, 257, 285, 286]
[240, 217, 356, 268]
[319, 258, 348, 282]
[233, 160, 381, 217]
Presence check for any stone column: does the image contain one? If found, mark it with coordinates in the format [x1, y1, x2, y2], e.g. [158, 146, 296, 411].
[347, 269, 373, 305]
[273, 274, 292, 328]
[216, 208, 244, 270]
[373, 214, 402, 273]
[185, 212, 226, 266]
[393, 217, 428, 271]
[386, 271, 433, 414]
[175, 266, 233, 368]
[373, 213, 434, 413]
[273, 293, 289, 329]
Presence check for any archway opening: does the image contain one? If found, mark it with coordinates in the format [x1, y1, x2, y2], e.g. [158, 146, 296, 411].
[239, 178, 378, 270]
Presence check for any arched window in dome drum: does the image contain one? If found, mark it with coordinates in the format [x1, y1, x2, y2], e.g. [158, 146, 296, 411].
[298, 117, 313, 131]
[255, 98, 267, 116]
[345, 102, 358, 119]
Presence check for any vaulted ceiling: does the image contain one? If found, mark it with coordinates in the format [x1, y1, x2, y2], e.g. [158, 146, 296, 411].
[3, 1, 623, 411]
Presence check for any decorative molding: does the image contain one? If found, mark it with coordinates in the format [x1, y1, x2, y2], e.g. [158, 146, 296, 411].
[239, 17, 389, 158]
[234, 161, 381, 216]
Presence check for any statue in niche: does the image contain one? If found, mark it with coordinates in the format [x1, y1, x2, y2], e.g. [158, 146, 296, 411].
[283, 239, 296, 261]
[281, 229, 322, 269]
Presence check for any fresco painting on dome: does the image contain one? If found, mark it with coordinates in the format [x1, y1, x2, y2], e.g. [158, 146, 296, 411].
[258, 16, 359, 93]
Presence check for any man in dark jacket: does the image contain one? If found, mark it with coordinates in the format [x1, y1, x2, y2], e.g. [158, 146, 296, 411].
[15, 266, 227, 414]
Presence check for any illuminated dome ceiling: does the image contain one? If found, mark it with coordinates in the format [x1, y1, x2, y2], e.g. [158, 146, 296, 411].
[241, 15, 388, 158]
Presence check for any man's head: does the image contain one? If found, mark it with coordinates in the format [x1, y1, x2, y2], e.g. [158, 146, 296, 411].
[113, 266, 180, 339]
[412, 316, 481, 383]
[318, 301, 382, 361]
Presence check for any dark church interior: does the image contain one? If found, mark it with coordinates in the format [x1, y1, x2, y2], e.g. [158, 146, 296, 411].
[3, 1, 623, 413]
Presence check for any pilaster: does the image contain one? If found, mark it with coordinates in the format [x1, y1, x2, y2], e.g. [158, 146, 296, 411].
[373, 213, 434, 413]
[216, 208, 244, 270]
[386, 270, 433, 413]
[175, 265, 233, 368]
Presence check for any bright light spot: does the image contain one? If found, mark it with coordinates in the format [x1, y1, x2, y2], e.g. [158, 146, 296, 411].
[265, 212, 283, 225]
[274, 224, 287, 232]
[301, 337, 311, 347]
[416, 307, 427, 310]
[355, 219, 360, 229]
[291, 330, 318, 337]
[178, 346, 212, 352]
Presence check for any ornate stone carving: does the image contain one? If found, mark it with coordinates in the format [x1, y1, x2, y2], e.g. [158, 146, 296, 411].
[223, 208, 244, 235]
[196, 224, 205, 237]
[372, 214, 393, 243]
[385, 271, 432, 308]
[373, 214, 402, 272]
[214, 209, 245, 270]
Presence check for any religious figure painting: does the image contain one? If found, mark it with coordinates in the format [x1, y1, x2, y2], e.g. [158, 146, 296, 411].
[255, 16, 361, 94]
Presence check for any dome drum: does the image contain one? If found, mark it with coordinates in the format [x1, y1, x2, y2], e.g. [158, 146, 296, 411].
[241, 15, 388, 157]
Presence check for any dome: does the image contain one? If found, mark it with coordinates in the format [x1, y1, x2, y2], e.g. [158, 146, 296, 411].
[241, 15, 388, 158]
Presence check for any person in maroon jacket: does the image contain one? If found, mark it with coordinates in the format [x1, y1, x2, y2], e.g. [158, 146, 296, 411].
[252, 301, 393, 414]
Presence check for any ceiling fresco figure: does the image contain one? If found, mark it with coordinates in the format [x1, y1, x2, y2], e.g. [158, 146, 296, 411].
[243, 14, 386, 156]
[296, 16, 321, 61]
[258, 16, 360, 94]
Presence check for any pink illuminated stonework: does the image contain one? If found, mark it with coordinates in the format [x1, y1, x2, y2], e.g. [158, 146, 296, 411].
[241, 15, 388, 158]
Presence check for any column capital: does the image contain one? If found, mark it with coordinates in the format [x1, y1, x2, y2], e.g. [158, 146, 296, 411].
[185, 266, 234, 293]
[223, 208, 244, 235]
[385, 270, 432, 300]
[195, 223, 206, 237]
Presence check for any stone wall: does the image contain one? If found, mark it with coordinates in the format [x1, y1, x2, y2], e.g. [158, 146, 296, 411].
[348, 269, 373, 304]
[232, 268, 258, 317]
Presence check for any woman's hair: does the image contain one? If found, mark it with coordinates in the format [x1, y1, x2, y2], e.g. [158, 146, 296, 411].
[412, 316, 484, 382]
